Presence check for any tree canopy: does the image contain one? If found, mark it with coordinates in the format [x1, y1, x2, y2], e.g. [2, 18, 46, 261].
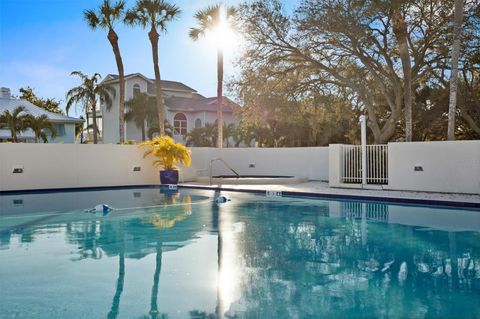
[16, 87, 64, 115]
[230, 0, 480, 144]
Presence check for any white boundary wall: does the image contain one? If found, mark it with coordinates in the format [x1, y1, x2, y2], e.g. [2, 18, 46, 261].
[1, 142, 478, 194]
[184, 147, 329, 181]
[385, 140, 480, 194]
[0, 145, 329, 191]
[0, 144, 159, 191]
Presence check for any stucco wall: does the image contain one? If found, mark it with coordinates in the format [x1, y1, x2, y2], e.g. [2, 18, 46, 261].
[1, 142, 478, 194]
[385, 140, 480, 194]
[0, 144, 159, 191]
[0, 144, 329, 191]
[48, 123, 77, 144]
[182, 147, 330, 181]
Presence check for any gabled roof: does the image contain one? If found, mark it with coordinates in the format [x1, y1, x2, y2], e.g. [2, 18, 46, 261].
[102, 73, 197, 93]
[0, 97, 83, 123]
[166, 95, 235, 113]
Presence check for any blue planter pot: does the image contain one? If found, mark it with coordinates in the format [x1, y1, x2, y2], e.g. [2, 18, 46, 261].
[160, 170, 179, 185]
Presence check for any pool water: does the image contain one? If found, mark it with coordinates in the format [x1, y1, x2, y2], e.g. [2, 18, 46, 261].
[0, 187, 479, 318]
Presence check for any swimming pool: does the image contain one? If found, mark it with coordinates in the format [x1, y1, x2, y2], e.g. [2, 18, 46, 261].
[1, 187, 479, 318]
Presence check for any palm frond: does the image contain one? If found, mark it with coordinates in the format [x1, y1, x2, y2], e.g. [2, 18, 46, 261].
[83, 9, 100, 29]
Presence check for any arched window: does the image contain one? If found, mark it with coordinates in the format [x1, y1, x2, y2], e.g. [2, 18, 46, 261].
[195, 118, 202, 128]
[133, 84, 141, 96]
[173, 113, 187, 135]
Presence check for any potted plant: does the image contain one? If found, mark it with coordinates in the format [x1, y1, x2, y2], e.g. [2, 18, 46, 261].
[140, 136, 191, 184]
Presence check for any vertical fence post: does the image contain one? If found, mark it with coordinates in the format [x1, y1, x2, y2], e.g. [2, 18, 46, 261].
[359, 115, 368, 186]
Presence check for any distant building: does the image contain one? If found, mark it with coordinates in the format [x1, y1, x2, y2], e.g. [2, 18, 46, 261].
[99, 73, 238, 144]
[0, 87, 83, 143]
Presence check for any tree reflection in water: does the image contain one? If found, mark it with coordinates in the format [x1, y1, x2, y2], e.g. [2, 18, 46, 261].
[214, 199, 480, 318]
[2, 193, 479, 318]
[65, 191, 196, 319]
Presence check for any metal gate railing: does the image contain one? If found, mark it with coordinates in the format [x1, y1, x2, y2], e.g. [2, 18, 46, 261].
[341, 144, 388, 185]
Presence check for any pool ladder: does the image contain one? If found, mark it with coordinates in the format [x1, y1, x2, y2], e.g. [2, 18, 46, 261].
[209, 158, 240, 185]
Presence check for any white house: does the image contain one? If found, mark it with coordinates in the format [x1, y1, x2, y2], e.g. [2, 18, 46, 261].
[0, 87, 83, 143]
[99, 73, 238, 144]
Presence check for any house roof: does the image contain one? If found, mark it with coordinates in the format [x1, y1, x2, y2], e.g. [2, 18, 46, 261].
[166, 95, 235, 113]
[0, 96, 83, 123]
[102, 73, 197, 93]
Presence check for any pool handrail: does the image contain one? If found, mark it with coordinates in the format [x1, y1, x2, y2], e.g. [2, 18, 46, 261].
[209, 158, 240, 185]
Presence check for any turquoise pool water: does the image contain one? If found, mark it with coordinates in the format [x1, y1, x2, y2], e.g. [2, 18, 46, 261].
[0, 187, 479, 318]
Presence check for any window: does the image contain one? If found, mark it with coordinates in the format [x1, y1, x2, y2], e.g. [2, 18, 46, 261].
[195, 118, 202, 128]
[45, 124, 65, 137]
[173, 113, 187, 135]
[133, 84, 141, 96]
[54, 124, 65, 136]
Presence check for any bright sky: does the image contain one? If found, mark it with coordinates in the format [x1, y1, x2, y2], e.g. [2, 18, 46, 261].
[0, 0, 294, 117]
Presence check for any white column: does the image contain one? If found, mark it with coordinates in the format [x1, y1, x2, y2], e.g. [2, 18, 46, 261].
[359, 115, 368, 186]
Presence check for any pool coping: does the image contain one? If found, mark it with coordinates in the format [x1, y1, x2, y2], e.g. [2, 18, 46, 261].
[178, 184, 480, 210]
[1, 183, 479, 210]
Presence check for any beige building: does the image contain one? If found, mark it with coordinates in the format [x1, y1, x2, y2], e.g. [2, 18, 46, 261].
[99, 73, 237, 144]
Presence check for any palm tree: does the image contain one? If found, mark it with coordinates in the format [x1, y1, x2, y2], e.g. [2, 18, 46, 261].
[189, 4, 236, 148]
[26, 114, 57, 143]
[84, 0, 127, 143]
[148, 120, 173, 139]
[222, 122, 236, 147]
[125, 0, 180, 137]
[66, 71, 113, 144]
[125, 92, 155, 141]
[0, 106, 29, 142]
[447, 0, 464, 140]
[185, 127, 210, 147]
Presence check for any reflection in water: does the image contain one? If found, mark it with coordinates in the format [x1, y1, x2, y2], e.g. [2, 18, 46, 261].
[0, 190, 479, 318]
[216, 198, 480, 318]
[108, 252, 125, 319]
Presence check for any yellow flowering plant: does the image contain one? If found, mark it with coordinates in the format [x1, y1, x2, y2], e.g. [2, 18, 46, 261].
[140, 136, 191, 170]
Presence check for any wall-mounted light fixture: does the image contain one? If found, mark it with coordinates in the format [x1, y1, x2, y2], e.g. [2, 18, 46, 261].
[12, 166, 23, 174]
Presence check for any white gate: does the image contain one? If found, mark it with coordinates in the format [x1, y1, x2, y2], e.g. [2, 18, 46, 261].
[341, 144, 388, 184]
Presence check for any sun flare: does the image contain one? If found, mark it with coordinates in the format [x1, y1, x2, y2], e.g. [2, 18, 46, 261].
[207, 8, 237, 52]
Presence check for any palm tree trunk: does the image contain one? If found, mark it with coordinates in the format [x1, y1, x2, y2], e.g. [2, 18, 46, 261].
[149, 26, 165, 137]
[108, 252, 125, 319]
[393, 9, 413, 142]
[447, 0, 464, 141]
[141, 122, 146, 141]
[85, 112, 90, 143]
[92, 102, 98, 144]
[217, 47, 224, 148]
[11, 128, 17, 143]
[108, 28, 126, 143]
[149, 242, 162, 318]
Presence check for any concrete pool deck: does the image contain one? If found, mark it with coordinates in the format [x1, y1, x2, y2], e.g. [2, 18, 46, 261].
[181, 181, 480, 207]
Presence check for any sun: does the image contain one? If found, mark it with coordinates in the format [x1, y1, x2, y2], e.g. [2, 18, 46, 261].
[207, 8, 238, 52]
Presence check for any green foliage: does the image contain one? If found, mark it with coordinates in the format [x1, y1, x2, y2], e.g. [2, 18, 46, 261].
[66, 71, 114, 144]
[118, 140, 136, 145]
[25, 114, 57, 143]
[185, 123, 217, 147]
[189, 4, 237, 41]
[124, 0, 180, 30]
[84, 0, 126, 30]
[125, 92, 156, 141]
[233, 0, 480, 143]
[0, 106, 30, 142]
[17, 87, 64, 115]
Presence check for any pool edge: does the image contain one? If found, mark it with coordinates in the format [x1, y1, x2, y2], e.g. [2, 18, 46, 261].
[1, 183, 479, 210]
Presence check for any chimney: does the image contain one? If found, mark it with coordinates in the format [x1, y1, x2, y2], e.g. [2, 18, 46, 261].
[0, 87, 11, 99]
